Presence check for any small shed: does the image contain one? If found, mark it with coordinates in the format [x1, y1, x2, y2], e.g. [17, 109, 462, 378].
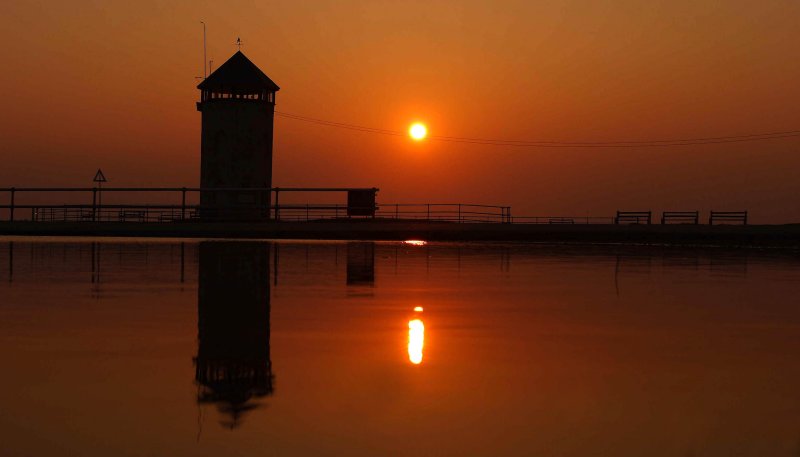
[347, 189, 378, 217]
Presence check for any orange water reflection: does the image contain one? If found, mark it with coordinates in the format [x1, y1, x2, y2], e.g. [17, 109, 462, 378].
[4, 241, 800, 456]
[408, 316, 425, 365]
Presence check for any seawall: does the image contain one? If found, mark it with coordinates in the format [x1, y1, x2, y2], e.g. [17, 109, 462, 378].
[2, 220, 800, 248]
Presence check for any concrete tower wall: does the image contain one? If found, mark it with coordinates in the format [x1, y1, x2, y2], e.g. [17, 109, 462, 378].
[199, 99, 274, 215]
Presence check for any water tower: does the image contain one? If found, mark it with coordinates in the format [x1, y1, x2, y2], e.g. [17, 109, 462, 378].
[197, 51, 280, 219]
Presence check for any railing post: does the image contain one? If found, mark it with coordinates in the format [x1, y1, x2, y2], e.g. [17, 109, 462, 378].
[427, 203, 430, 221]
[9, 188, 15, 222]
[92, 188, 97, 222]
[458, 204, 462, 223]
[306, 203, 309, 221]
[181, 187, 186, 220]
[395, 204, 398, 219]
[274, 189, 280, 221]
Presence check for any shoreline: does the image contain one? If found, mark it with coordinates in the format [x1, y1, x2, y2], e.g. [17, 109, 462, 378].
[2, 220, 800, 249]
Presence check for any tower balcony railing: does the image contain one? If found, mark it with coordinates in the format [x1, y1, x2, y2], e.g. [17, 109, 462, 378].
[200, 90, 275, 103]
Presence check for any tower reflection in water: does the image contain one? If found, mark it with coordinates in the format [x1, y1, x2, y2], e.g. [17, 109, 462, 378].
[408, 307, 425, 365]
[195, 242, 273, 429]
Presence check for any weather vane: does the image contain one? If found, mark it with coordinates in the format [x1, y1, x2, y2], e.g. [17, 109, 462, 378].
[236, 37, 243, 50]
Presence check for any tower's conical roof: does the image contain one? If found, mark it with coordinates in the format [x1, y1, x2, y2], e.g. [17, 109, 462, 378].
[197, 51, 280, 92]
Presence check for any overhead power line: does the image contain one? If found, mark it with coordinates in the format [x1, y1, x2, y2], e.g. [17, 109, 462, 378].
[275, 111, 800, 148]
[276, 112, 402, 137]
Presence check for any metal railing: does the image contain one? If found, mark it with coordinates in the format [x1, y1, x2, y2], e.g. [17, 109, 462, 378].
[0, 187, 749, 226]
[12, 204, 362, 223]
[12, 203, 513, 224]
[0, 187, 374, 222]
[0, 187, 514, 224]
[31, 206, 201, 223]
[376, 204, 511, 223]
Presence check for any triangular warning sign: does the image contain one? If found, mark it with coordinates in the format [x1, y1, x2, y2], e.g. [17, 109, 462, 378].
[93, 169, 107, 183]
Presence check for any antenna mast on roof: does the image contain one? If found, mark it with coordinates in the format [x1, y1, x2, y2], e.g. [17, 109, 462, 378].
[200, 21, 207, 79]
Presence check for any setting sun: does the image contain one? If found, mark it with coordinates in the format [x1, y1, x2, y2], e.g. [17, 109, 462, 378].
[409, 123, 428, 141]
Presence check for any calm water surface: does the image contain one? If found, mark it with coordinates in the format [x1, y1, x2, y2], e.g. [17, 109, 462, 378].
[1, 238, 799, 456]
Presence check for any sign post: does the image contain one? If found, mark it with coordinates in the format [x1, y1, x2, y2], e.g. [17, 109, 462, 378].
[93, 169, 107, 221]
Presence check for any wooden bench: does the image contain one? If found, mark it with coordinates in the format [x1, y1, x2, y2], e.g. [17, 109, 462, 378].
[275, 205, 354, 221]
[709, 211, 747, 225]
[615, 211, 651, 225]
[118, 210, 146, 222]
[158, 212, 181, 222]
[548, 217, 574, 224]
[661, 211, 699, 225]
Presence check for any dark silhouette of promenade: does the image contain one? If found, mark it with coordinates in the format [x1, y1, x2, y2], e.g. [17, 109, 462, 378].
[3, 219, 800, 248]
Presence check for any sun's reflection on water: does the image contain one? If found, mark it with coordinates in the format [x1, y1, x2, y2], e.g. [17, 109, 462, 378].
[408, 309, 425, 365]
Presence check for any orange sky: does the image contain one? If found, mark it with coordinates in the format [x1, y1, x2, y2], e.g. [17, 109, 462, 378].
[1, 0, 799, 221]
